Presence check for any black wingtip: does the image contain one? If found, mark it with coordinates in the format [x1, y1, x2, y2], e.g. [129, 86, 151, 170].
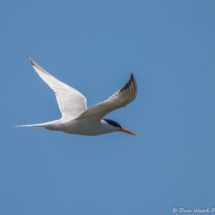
[119, 73, 137, 95]
[26, 55, 35, 66]
[26, 54, 30, 60]
[26, 55, 30, 60]
[131, 73, 137, 95]
[130, 73, 134, 80]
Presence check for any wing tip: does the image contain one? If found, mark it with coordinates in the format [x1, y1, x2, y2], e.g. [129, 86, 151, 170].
[119, 73, 137, 96]
[130, 73, 135, 82]
[130, 73, 137, 95]
[26, 55, 36, 66]
[26, 56, 47, 75]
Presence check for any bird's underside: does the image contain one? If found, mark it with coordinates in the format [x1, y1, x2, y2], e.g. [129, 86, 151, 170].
[17, 56, 138, 137]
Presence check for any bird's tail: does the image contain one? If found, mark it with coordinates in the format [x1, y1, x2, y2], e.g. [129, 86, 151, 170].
[15, 120, 61, 128]
[15, 123, 47, 128]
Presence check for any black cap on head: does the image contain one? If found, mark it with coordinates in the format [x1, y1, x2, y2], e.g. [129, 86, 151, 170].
[103, 119, 122, 128]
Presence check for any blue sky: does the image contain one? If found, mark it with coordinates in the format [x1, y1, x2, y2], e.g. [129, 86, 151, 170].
[1, 0, 215, 214]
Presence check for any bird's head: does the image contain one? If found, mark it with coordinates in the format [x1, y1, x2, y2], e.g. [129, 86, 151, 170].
[103, 119, 139, 137]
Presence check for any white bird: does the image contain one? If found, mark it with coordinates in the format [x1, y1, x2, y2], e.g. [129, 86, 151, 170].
[18, 56, 139, 137]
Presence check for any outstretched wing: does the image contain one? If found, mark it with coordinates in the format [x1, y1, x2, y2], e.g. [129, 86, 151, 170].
[27, 56, 87, 121]
[76, 73, 137, 121]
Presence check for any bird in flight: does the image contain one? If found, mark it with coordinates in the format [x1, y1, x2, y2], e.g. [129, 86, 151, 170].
[18, 56, 139, 137]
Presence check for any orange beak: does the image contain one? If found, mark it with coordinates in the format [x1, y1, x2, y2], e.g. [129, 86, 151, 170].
[118, 128, 139, 137]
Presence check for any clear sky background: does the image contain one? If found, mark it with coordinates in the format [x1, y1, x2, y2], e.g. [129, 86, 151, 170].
[1, 1, 215, 214]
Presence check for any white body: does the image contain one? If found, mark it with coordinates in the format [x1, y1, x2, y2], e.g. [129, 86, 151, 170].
[18, 57, 138, 136]
[38, 119, 117, 136]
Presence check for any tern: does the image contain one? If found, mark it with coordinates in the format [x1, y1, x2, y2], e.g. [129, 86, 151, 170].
[18, 57, 139, 137]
